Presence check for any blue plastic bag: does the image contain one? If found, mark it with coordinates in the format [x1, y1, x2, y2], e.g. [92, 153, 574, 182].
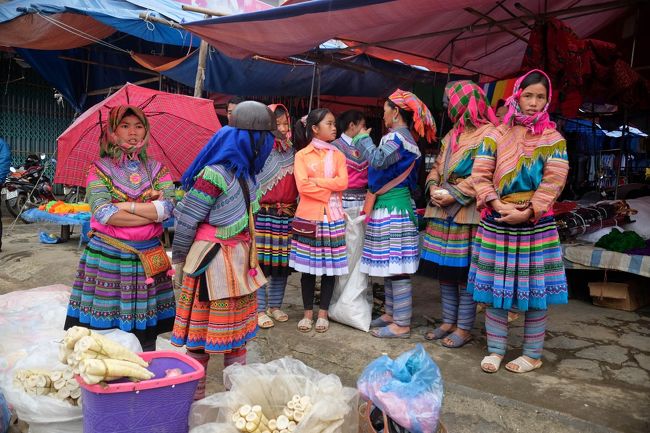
[39, 231, 62, 244]
[0, 391, 11, 433]
[357, 344, 443, 433]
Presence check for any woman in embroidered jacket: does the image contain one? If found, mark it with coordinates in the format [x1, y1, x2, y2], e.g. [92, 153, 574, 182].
[255, 104, 298, 329]
[352, 89, 437, 339]
[332, 110, 368, 209]
[64, 105, 176, 352]
[171, 101, 274, 399]
[468, 70, 569, 374]
[422, 81, 498, 348]
[290, 108, 349, 334]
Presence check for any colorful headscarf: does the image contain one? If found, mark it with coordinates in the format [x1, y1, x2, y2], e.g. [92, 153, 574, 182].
[388, 89, 437, 143]
[445, 80, 498, 151]
[503, 69, 556, 135]
[100, 105, 150, 161]
[268, 103, 292, 151]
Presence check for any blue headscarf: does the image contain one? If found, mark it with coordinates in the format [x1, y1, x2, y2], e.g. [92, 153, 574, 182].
[182, 126, 274, 190]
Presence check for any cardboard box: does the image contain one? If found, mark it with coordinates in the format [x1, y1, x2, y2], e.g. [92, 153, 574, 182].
[589, 282, 649, 311]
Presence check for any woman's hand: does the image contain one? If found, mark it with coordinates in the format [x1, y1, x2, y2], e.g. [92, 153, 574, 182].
[431, 194, 456, 207]
[491, 199, 517, 213]
[495, 207, 533, 225]
[149, 189, 162, 200]
[359, 127, 372, 136]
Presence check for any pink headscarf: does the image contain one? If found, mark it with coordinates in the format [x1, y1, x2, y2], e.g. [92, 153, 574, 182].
[503, 69, 556, 135]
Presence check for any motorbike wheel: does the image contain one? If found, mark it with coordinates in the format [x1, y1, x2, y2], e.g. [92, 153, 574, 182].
[6, 193, 30, 222]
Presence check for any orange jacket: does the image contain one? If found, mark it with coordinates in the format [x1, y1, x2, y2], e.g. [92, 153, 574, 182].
[294, 143, 348, 221]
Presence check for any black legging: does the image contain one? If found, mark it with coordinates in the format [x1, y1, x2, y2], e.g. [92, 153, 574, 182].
[301, 274, 334, 310]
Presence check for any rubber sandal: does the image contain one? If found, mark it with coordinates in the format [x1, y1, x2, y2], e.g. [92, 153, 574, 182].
[481, 354, 503, 373]
[424, 326, 452, 341]
[268, 308, 289, 322]
[315, 317, 329, 333]
[297, 317, 313, 333]
[441, 331, 473, 348]
[371, 326, 410, 339]
[505, 356, 543, 373]
[507, 311, 520, 323]
[370, 316, 392, 328]
[257, 312, 274, 329]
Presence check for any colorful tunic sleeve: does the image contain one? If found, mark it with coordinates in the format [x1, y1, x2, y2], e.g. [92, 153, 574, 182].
[151, 164, 176, 221]
[352, 133, 401, 169]
[530, 138, 569, 220]
[86, 164, 119, 225]
[471, 134, 499, 209]
[171, 166, 223, 264]
[425, 138, 444, 192]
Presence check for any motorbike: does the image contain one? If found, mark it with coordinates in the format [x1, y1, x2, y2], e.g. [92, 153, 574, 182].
[2, 154, 56, 218]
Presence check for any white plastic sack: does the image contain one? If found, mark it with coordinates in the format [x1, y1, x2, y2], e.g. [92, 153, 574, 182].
[329, 208, 372, 332]
[0, 285, 142, 433]
[189, 357, 358, 433]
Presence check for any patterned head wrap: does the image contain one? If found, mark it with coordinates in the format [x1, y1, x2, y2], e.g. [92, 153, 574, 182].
[100, 105, 150, 161]
[445, 80, 498, 151]
[268, 103, 292, 150]
[388, 89, 437, 143]
[503, 69, 556, 135]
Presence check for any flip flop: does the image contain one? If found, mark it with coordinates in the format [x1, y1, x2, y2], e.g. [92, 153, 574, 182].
[257, 312, 274, 329]
[315, 317, 329, 333]
[441, 331, 473, 348]
[370, 316, 392, 328]
[424, 326, 452, 341]
[297, 317, 313, 333]
[268, 308, 289, 322]
[481, 354, 503, 373]
[371, 326, 410, 339]
[505, 356, 543, 373]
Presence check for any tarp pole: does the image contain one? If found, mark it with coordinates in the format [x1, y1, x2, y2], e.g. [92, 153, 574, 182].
[194, 38, 209, 97]
[308, 62, 317, 112]
[438, 41, 454, 140]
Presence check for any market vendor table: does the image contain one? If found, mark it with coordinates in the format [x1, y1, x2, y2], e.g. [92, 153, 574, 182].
[561, 242, 650, 278]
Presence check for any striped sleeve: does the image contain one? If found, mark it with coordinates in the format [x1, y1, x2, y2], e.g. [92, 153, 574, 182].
[530, 139, 569, 220]
[471, 135, 499, 209]
[353, 133, 401, 169]
[86, 164, 119, 224]
[152, 164, 176, 221]
[171, 167, 223, 264]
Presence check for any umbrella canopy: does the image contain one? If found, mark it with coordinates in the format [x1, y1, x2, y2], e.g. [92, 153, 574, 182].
[55, 83, 221, 187]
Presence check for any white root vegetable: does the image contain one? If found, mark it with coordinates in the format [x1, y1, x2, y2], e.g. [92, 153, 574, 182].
[239, 405, 252, 417]
[276, 415, 289, 430]
[299, 396, 311, 407]
[235, 418, 246, 431]
[245, 421, 261, 433]
[282, 407, 293, 421]
[63, 326, 92, 350]
[267, 419, 277, 431]
[252, 405, 269, 425]
[288, 421, 296, 432]
[79, 358, 153, 385]
[292, 411, 304, 423]
[75, 335, 148, 367]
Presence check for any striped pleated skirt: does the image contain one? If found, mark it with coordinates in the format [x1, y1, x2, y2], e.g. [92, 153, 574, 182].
[289, 216, 348, 276]
[360, 187, 419, 277]
[255, 207, 293, 278]
[64, 236, 176, 343]
[421, 217, 477, 282]
[171, 273, 258, 354]
[467, 211, 568, 311]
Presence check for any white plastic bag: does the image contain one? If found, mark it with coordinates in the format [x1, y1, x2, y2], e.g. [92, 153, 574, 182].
[329, 208, 372, 332]
[0, 285, 142, 433]
[189, 357, 358, 433]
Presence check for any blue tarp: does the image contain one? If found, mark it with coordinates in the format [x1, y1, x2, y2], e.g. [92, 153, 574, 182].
[163, 49, 434, 97]
[1, 0, 202, 47]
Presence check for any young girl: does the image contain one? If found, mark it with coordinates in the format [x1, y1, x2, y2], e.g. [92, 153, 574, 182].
[422, 81, 498, 348]
[255, 104, 298, 329]
[290, 108, 349, 333]
[352, 89, 436, 339]
[332, 110, 368, 209]
[468, 70, 569, 374]
[64, 105, 176, 352]
[171, 101, 274, 399]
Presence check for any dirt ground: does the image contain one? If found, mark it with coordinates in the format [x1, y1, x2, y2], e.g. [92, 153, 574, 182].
[1, 217, 649, 433]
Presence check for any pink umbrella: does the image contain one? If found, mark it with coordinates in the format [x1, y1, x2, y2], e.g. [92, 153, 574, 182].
[56, 83, 221, 187]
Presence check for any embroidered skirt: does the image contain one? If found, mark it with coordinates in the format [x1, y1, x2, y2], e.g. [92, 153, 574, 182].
[421, 217, 477, 282]
[64, 236, 176, 343]
[467, 211, 568, 311]
[171, 273, 257, 354]
[360, 187, 419, 277]
[342, 188, 367, 210]
[289, 216, 348, 276]
[255, 206, 293, 277]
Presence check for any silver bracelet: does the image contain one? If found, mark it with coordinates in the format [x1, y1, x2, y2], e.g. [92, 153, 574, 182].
[130, 202, 136, 214]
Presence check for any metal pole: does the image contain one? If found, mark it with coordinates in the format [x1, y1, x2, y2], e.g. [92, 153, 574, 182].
[308, 62, 317, 112]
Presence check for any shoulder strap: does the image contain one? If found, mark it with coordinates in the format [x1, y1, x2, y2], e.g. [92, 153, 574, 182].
[375, 160, 416, 196]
